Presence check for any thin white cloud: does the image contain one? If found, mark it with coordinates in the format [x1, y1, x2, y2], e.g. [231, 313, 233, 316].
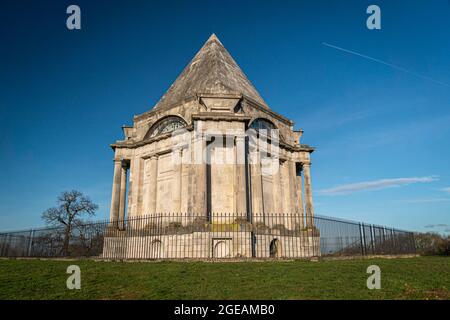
[400, 198, 450, 204]
[425, 224, 449, 228]
[441, 187, 450, 194]
[322, 42, 450, 87]
[319, 176, 439, 195]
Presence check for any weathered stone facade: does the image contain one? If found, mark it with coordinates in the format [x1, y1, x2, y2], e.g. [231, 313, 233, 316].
[104, 34, 319, 258]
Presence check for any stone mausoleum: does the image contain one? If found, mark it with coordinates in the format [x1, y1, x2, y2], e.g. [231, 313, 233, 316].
[103, 34, 319, 259]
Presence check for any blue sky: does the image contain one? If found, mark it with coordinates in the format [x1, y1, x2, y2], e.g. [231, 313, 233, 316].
[0, 0, 449, 233]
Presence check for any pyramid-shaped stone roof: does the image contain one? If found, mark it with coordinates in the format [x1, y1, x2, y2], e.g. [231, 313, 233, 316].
[153, 34, 268, 110]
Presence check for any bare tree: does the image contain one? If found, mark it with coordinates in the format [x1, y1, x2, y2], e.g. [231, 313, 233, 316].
[41, 190, 98, 255]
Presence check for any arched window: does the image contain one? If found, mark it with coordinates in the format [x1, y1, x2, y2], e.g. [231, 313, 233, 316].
[249, 118, 276, 131]
[145, 116, 187, 139]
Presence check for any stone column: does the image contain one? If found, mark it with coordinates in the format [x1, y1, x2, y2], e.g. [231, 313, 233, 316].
[278, 160, 287, 214]
[149, 155, 158, 215]
[118, 161, 128, 230]
[272, 159, 281, 225]
[295, 164, 305, 229]
[303, 162, 314, 227]
[235, 136, 247, 217]
[283, 160, 297, 229]
[109, 159, 122, 228]
[126, 159, 135, 217]
[289, 161, 299, 214]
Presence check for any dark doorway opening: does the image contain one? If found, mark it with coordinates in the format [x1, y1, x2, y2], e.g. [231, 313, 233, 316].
[269, 238, 280, 258]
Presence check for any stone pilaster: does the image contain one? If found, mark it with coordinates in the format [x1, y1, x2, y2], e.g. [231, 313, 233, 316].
[278, 160, 287, 214]
[180, 148, 189, 214]
[142, 158, 151, 216]
[272, 159, 281, 225]
[235, 136, 247, 217]
[173, 149, 183, 213]
[272, 158, 283, 214]
[303, 162, 314, 227]
[136, 158, 144, 216]
[250, 146, 263, 220]
[191, 134, 207, 217]
[149, 155, 158, 215]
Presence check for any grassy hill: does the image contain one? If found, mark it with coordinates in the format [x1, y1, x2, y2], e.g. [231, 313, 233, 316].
[0, 256, 448, 299]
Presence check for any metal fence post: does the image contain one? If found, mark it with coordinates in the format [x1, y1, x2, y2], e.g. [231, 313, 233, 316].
[359, 223, 365, 256]
[410, 232, 416, 254]
[5, 234, 11, 256]
[390, 228, 395, 252]
[27, 229, 34, 257]
[370, 224, 375, 255]
[0, 234, 5, 256]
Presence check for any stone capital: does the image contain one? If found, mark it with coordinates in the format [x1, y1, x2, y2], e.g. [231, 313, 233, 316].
[121, 159, 130, 168]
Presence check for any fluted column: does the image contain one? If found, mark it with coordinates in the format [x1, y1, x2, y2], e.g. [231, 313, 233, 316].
[149, 155, 158, 215]
[235, 136, 247, 217]
[109, 159, 122, 227]
[118, 161, 128, 230]
[303, 162, 314, 227]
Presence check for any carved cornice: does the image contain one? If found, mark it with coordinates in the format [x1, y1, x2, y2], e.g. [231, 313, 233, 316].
[131, 92, 294, 127]
[243, 98, 293, 126]
[111, 124, 194, 150]
[192, 112, 251, 122]
[133, 96, 198, 122]
[112, 116, 315, 154]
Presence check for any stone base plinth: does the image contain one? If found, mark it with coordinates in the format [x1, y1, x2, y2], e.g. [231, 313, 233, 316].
[101, 231, 320, 259]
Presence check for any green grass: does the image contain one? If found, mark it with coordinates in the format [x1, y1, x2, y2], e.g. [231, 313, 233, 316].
[0, 256, 448, 300]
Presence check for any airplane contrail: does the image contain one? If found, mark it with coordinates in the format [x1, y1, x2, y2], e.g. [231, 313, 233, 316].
[322, 42, 450, 88]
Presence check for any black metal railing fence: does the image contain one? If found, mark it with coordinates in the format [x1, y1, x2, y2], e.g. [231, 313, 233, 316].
[0, 213, 415, 259]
